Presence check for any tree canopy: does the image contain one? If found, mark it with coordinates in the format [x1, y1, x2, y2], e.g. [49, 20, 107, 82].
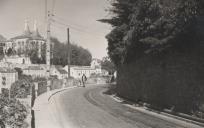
[100, 0, 204, 65]
[101, 56, 116, 74]
[28, 37, 92, 66]
[51, 37, 92, 66]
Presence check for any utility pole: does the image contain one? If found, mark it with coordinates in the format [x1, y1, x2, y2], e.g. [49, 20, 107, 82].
[46, 11, 51, 67]
[67, 28, 71, 78]
[46, 11, 52, 91]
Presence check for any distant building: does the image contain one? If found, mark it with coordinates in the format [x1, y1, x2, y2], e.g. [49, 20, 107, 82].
[1, 55, 31, 64]
[23, 66, 48, 78]
[101, 69, 109, 76]
[0, 67, 18, 93]
[64, 59, 104, 79]
[68, 65, 96, 78]
[91, 58, 101, 68]
[50, 66, 68, 79]
[0, 20, 45, 58]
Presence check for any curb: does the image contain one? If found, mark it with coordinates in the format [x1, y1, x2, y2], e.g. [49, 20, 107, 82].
[111, 95, 204, 128]
[48, 86, 77, 101]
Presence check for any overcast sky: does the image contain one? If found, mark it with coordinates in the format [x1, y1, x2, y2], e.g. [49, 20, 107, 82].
[0, 0, 111, 59]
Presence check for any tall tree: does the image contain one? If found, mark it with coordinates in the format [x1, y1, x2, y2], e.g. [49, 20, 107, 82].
[100, 0, 204, 65]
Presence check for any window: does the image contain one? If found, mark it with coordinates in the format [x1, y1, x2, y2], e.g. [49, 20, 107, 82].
[2, 76, 6, 86]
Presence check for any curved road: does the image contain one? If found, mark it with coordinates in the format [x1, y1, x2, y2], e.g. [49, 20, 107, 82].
[49, 84, 201, 128]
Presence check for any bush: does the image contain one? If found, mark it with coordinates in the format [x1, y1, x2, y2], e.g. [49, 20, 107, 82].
[0, 95, 27, 128]
[10, 80, 31, 98]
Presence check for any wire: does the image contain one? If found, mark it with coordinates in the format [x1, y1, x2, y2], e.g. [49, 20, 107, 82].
[54, 15, 87, 30]
[51, 0, 56, 15]
[52, 24, 106, 40]
[52, 19, 106, 37]
[45, 0, 48, 20]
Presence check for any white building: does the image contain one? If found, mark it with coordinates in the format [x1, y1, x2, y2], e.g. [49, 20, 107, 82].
[23, 66, 48, 78]
[63, 59, 104, 79]
[91, 58, 102, 68]
[0, 20, 45, 58]
[0, 67, 18, 93]
[1, 55, 31, 64]
[50, 66, 68, 79]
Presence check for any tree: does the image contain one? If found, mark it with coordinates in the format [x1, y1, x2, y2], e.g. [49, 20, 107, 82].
[51, 37, 92, 66]
[100, 0, 204, 65]
[0, 95, 27, 128]
[6, 48, 13, 56]
[101, 57, 116, 74]
[100, 0, 204, 114]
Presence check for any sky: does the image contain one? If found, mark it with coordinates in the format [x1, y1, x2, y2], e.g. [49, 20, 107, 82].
[0, 0, 111, 59]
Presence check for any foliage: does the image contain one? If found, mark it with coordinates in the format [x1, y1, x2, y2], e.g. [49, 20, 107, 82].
[28, 49, 45, 64]
[51, 37, 92, 66]
[100, 0, 204, 65]
[0, 95, 27, 128]
[5, 48, 14, 56]
[101, 0, 204, 116]
[101, 56, 116, 74]
[10, 79, 31, 98]
[10, 75, 33, 98]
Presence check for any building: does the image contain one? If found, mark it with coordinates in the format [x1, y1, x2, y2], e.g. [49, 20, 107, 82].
[0, 20, 45, 58]
[50, 66, 68, 79]
[23, 66, 48, 78]
[69, 66, 96, 78]
[63, 59, 103, 79]
[1, 55, 31, 64]
[0, 67, 18, 93]
[91, 58, 102, 68]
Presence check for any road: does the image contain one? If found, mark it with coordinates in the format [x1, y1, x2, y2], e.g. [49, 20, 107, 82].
[49, 84, 201, 128]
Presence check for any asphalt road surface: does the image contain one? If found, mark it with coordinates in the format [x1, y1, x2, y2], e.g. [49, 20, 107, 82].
[49, 84, 200, 128]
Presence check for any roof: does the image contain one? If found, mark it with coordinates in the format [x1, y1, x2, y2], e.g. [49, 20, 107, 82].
[11, 34, 31, 40]
[73, 67, 95, 70]
[11, 30, 44, 40]
[55, 66, 68, 74]
[0, 67, 16, 73]
[24, 66, 44, 70]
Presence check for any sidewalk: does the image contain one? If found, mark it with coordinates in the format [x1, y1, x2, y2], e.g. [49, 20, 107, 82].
[33, 86, 76, 128]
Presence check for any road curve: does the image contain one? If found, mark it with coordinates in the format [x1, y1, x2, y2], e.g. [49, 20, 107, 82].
[49, 84, 199, 128]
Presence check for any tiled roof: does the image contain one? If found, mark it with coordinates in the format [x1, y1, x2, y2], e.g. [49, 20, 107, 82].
[24, 66, 44, 70]
[55, 66, 68, 74]
[73, 66, 95, 70]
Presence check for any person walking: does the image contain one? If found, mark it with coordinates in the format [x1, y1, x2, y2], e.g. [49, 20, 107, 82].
[81, 74, 87, 87]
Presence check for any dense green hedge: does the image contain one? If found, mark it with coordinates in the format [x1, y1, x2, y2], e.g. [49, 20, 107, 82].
[116, 43, 204, 114]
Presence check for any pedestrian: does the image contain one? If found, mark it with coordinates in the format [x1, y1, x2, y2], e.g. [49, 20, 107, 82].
[81, 74, 87, 87]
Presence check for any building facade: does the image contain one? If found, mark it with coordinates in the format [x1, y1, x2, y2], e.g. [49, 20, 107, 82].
[63, 59, 104, 79]
[0, 20, 45, 58]
[0, 67, 18, 93]
[23, 66, 48, 78]
[1, 55, 31, 64]
[50, 66, 68, 79]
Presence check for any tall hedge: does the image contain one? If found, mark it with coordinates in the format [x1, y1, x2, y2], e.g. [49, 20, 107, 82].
[101, 0, 204, 114]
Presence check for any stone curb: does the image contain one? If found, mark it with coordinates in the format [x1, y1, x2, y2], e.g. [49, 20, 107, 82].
[48, 86, 77, 101]
[111, 95, 204, 128]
